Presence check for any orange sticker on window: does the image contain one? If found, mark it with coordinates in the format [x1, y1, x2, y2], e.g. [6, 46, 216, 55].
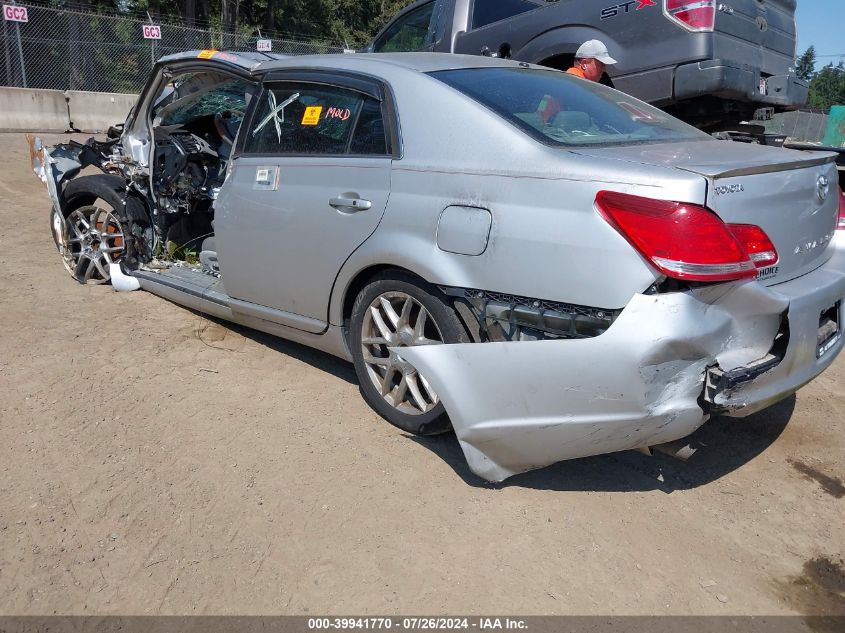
[301, 106, 323, 126]
[197, 49, 217, 59]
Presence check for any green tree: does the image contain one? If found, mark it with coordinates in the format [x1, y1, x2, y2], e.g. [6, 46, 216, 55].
[808, 62, 845, 112]
[796, 45, 816, 82]
[59, 0, 416, 44]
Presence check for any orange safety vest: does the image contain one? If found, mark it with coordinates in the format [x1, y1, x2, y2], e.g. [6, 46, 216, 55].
[566, 66, 587, 79]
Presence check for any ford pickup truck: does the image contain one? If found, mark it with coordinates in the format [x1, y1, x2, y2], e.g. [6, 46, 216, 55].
[366, 0, 808, 130]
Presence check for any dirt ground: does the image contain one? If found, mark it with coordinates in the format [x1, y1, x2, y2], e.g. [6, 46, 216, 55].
[0, 132, 843, 618]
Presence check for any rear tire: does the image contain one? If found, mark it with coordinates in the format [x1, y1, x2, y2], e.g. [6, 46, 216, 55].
[349, 271, 470, 436]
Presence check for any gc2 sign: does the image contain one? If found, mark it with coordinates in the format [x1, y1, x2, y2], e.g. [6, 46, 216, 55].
[142, 24, 162, 39]
[3, 5, 29, 22]
[257, 39, 272, 52]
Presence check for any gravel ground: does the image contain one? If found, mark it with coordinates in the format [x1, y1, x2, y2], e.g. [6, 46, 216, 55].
[0, 133, 843, 618]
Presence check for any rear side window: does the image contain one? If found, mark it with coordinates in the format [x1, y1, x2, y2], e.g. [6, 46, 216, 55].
[244, 83, 388, 156]
[472, 0, 539, 29]
[431, 67, 710, 148]
[350, 99, 388, 155]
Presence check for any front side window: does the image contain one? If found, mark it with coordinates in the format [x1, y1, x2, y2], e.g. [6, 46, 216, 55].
[471, 0, 540, 30]
[373, 1, 435, 52]
[432, 0, 450, 44]
[244, 83, 388, 156]
[431, 67, 710, 148]
[153, 73, 253, 127]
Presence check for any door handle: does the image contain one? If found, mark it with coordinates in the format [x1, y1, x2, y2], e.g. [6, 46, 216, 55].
[329, 195, 372, 211]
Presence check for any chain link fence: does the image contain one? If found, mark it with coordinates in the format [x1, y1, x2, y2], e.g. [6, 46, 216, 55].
[763, 110, 830, 144]
[0, 2, 345, 94]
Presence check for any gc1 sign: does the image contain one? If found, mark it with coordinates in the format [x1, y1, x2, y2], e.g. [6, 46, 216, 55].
[142, 24, 162, 39]
[3, 5, 29, 22]
[257, 39, 272, 52]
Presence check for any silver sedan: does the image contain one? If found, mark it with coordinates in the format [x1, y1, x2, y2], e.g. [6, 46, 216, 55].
[30, 51, 845, 481]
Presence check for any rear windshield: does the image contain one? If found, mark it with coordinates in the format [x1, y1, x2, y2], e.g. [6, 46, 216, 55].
[430, 67, 710, 148]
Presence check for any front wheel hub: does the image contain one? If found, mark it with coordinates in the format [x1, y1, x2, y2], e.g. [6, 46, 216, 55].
[61, 205, 125, 284]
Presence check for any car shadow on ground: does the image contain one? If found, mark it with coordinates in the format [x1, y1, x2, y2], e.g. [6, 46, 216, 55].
[195, 313, 358, 385]
[410, 395, 797, 492]
[186, 311, 796, 493]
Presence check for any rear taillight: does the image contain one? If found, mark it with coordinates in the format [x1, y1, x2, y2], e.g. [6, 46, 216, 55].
[664, 0, 716, 32]
[727, 224, 779, 268]
[596, 191, 776, 282]
[838, 187, 845, 230]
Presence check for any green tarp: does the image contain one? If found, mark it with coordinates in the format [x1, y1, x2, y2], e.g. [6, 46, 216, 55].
[822, 105, 845, 147]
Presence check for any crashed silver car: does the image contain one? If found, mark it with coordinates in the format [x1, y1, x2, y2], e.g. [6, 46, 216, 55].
[30, 51, 845, 482]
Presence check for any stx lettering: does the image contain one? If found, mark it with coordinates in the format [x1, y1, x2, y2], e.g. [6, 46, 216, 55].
[601, 0, 655, 19]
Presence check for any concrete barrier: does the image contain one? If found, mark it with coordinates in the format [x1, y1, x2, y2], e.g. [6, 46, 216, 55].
[66, 90, 137, 133]
[0, 87, 137, 133]
[0, 87, 71, 132]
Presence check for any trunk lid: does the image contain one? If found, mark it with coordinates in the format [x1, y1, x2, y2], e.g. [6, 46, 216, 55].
[574, 140, 839, 286]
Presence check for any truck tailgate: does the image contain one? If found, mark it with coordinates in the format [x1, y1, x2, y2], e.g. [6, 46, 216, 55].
[715, 0, 797, 73]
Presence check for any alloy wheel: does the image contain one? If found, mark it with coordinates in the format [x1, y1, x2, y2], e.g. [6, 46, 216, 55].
[63, 205, 125, 284]
[360, 291, 444, 415]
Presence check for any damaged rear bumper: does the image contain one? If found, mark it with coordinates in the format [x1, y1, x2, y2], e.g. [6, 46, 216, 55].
[706, 250, 845, 418]
[399, 248, 845, 482]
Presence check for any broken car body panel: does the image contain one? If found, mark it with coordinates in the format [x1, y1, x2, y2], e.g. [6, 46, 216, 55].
[400, 249, 845, 482]
[27, 135, 89, 275]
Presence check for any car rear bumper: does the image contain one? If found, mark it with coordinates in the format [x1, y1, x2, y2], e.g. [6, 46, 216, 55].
[709, 249, 845, 417]
[398, 248, 845, 482]
[673, 59, 808, 107]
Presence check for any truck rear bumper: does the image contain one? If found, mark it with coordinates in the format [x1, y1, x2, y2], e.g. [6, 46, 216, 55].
[673, 59, 808, 107]
[398, 249, 845, 483]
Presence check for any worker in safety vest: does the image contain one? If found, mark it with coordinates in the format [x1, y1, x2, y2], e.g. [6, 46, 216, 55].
[567, 40, 617, 82]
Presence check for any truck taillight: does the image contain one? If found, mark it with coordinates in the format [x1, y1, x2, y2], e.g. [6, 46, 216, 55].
[664, 0, 716, 32]
[596, 191, 771, 283]
[838, 187, 845, 231]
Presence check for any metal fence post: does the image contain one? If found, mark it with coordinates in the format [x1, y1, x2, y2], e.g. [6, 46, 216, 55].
[12, 1, 26, 87]
[3, 18, 11, 87]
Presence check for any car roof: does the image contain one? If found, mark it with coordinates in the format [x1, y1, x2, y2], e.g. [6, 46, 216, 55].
[254, 52, 528, 74]
[155, 50, 538, 80]
[157, 50, 290, 70]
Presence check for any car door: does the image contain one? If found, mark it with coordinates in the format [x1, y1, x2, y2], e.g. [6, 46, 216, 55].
[214, 73, 396, 332]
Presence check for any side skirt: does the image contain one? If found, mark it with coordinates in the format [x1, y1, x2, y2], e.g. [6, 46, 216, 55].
[132, 268, 352, 361]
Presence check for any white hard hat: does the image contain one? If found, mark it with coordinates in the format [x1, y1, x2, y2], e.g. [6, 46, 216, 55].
[575, 40, 617, 65]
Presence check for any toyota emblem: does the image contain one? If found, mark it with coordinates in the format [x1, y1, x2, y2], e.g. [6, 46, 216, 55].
[818, 175, 830, 203]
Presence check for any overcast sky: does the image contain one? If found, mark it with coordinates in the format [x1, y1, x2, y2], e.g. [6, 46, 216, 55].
[796, 0, 844, 67]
